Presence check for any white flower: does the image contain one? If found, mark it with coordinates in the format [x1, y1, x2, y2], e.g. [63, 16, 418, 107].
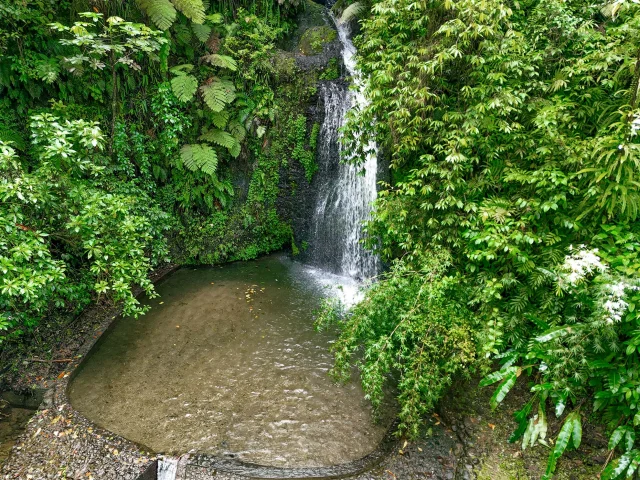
[561, 246, 607, 286]
[631, 112, 640, 138]
[602, 281, 640, 325]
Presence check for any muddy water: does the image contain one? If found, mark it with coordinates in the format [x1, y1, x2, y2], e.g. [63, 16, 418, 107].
[0, 405, 34, 466]
[69, 255, 389, 467]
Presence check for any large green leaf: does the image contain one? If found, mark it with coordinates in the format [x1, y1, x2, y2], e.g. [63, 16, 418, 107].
[489, 370, 517, 410]
[200, 78, 236, 112]
[138, 0, 176, 30]
[191, 23, 211, 42]
[534, 325, 576, 343]
[543, 412, 576, 480]
[199, 129, 240, 157]
[201, 54, 237, 71]
[610, 425, 628, 450]
[179, 143, 218, 175]
[210, 111, 230, 129]
[170, 73, 198, 102]
[339, 2, 366, 24]
[172, 0, 205, 24]
[571, 413, 582, 449]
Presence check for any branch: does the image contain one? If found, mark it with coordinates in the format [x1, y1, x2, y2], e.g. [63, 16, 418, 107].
[27, 357, 72, 363]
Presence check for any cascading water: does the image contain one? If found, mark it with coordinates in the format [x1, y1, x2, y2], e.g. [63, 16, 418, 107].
[309, 15, 379, 280]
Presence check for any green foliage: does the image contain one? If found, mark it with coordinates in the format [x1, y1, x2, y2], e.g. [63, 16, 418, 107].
[337, 2, 366, 24]
[138, 0, 177, 30]
[316, 250, 479, 437]
[201, 54, 237, 71]
[200, 78, 236, 112]
[170, 67, 199, 101]
[298, 26, 337, 55]
[180, 143, 218, 175]
[289, 115, 318, 182]
[319, 58, 340, 81]
[0, 115, 170, 342]
[333, 0, 640, 476]
[138, 0, 206, 29]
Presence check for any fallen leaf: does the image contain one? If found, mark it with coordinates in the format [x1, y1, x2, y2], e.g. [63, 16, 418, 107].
[488, 423, 496, 430]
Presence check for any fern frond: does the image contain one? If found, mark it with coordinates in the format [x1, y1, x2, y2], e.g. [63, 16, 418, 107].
[170, 63, 194, 74]
[206, 13, 223, 24]
[172, 0, 205, 24]
[0, 130, 25, 150]
[229, 142, 241, 158]
[172, 23, 192, 45]
[210, 111, 230, 129]
[339, 2, 365, 23]
[180, 143, 218, 175]
[201, 54, 237, 71]
[170, 73, 198, 102]
[138, 0, 176, 30]
[200, 78, 236, 112]
[200, 129, 240, 157]
[228, 120, 246, 142]
[192, 23, 211, 42]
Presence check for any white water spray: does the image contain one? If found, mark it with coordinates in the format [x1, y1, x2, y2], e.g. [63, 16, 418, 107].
[309, 15, 379, 281]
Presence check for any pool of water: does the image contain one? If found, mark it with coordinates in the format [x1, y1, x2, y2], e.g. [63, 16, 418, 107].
[68, 255, 389, 467]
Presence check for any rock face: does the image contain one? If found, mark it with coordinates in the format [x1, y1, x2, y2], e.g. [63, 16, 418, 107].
[298, 26, 337, 55]
[274, 1, 343, 255]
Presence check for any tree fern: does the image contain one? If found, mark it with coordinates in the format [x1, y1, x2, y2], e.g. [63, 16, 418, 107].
[172, 0, 205, 24]
[201, 54, 237, 71]
[228, 120, 246, 142]
[210, 111, 229, 129]
[192, 23, 211, 42]
[138, 0, 205, 29]
[138, 0, 176, 30]
[339, 2, 365, 24]
[170, 72, 198, 102]
[200, 78, 236, 112]
[199, 129, 240, 157]
[172, 23, 192, 45]
[180, 143, 218, 175]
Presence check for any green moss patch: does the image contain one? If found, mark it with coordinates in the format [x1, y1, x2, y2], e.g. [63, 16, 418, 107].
[298, 26, 337, 55]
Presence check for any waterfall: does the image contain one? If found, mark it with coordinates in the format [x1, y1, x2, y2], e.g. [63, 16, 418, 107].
[309, 16, 379, 280]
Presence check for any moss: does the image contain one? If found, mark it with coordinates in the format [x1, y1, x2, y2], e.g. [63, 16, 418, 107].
[319, 58, 340, 80]
[273, 52, 297, 81]
[298, 26, 337, 55]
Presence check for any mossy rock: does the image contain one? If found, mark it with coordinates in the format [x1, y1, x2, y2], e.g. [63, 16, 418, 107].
[298, 26, 337, 55]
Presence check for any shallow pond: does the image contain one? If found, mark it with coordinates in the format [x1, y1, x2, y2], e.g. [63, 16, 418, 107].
[69, 255, 389, 467]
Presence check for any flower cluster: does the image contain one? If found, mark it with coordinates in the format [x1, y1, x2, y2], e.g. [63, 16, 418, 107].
[560, 245, 608, 286]
[602, 281, 640, 325]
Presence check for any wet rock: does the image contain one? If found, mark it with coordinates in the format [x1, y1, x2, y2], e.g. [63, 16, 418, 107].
[298, 26, 337, 55]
